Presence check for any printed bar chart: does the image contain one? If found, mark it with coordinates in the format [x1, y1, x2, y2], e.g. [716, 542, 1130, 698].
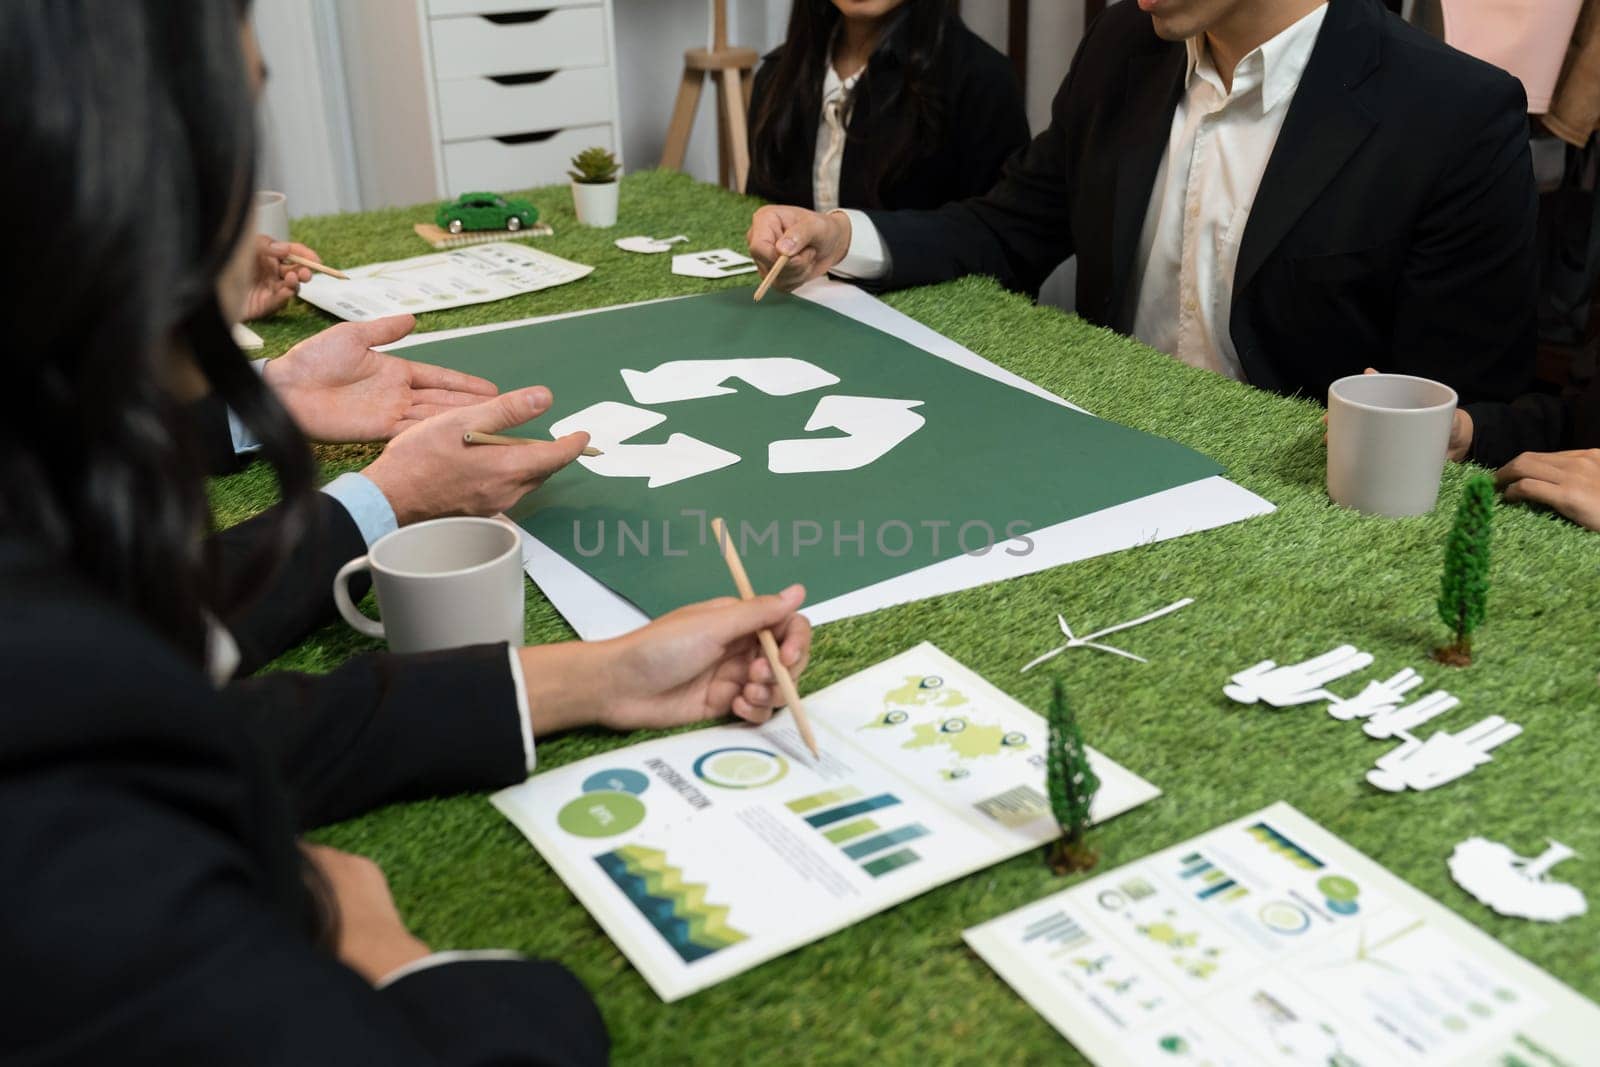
[786, 785, 862, 815]
[1021, 910, 1091, 949]
[1178, 851, 1249, 904]
[786, 788, 927, 879]
[804, 793, 903, 828]
[823, 818, 881, 844]
[843, 824, 930, 860]
[863, 848, 920, 878]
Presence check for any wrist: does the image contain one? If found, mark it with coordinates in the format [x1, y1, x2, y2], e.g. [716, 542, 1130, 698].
[351, 933, 432, 986]
[826, 210, 853, 267]
[517, 640, 612, 736]
[361, 458, 420, 527]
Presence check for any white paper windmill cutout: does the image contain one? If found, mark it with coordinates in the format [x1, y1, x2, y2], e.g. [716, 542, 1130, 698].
[1020, 598, 1194, 672]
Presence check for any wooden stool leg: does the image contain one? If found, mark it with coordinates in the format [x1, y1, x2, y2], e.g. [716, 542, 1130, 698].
[721, 67, 751, 193]
[660, 68, 705, 171]
[715, 75, 731, 188]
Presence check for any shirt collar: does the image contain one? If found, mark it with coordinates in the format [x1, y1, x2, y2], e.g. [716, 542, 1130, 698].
[1184, 2, 1329, 112]
[823, 60, 864, 99]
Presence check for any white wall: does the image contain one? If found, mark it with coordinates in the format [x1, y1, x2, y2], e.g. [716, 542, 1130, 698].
[613, 0, 788, 183]
[252, 0, 361, 219]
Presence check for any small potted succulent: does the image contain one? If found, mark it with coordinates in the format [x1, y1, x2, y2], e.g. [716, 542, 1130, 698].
[569, 146, 621, 228]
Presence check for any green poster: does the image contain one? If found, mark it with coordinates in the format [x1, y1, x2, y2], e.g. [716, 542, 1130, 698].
[397, 291, 1222, 616]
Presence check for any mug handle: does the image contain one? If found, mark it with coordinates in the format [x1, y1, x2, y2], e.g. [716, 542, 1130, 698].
[333, 556, 385, 640]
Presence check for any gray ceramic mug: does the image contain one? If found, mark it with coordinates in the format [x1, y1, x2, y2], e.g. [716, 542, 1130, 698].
[333, 516, 524, 653]
[1327, 373, 1458, 517]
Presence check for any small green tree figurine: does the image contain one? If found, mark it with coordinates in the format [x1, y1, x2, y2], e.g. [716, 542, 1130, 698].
[1046, 678, 1100, 874]
[1433, 474, 1494, 667]
[567, 147, 620, 185]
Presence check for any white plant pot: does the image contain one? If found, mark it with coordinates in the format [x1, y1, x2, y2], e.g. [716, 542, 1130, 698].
[571, 179, 619, 228]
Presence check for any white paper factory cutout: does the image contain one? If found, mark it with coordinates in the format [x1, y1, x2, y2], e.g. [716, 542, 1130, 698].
[550, 357, 925, 487]
[671, 248, 757, 278]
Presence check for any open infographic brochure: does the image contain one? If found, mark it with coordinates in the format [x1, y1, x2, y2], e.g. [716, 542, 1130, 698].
[492, 642, 1161, 1001]
[964, 803, 1599, 1066]
[298, 242, 591, 320]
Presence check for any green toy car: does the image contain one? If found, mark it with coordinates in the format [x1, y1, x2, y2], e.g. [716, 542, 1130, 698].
[435, 192, 538, 234]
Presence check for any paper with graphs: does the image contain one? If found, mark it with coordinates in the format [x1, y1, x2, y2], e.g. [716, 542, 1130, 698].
[492, 643, 1159, 1001]
[965, 802, 1600, 1065]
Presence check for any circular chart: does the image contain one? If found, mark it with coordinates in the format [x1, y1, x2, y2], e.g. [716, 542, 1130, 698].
[557, 790, 646, 838]
[582, 768, 650, 796]
[1259, 901, 1311, 934]
[692, 747, 789, 789]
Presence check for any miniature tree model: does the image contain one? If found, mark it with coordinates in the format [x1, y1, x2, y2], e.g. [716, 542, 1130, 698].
[1433, 474, 1494, 667]
[568, 147, 620, 185]
[1046, 678, 1100, 874]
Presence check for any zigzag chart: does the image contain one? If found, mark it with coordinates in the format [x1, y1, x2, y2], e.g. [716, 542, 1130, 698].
[1245, 822, 1326, 870]
[596, 845, 748, 963]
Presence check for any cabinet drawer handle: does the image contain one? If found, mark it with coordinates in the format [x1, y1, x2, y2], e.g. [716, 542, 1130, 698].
[488, 71, 557, 86]
[493, 129, 561, 145]
[483, 10, 553, 25]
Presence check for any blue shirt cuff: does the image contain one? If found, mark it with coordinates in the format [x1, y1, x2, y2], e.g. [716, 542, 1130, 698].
[321, 472, 398, 548]
[227, 359, 271, 456]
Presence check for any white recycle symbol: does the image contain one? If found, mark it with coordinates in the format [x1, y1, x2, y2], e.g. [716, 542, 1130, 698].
[550, 357, 925, 488]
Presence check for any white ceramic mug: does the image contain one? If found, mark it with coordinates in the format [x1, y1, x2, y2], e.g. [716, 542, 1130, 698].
[255, 190, 290, 242]
[334, 517, 525, 653]
[1327, 373, 1458, 517]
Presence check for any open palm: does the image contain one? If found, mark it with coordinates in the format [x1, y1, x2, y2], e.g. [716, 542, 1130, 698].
[262, 315, 499, 443]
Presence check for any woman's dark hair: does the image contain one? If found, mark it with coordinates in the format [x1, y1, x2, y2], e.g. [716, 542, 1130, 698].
[0, 0, 315, 660]
[749, 0, 954, 209]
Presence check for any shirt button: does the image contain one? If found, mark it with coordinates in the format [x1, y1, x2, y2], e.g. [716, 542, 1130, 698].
[1184, 298, 1198, 312]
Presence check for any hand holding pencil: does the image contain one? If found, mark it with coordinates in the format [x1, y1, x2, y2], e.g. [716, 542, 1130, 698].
[746, 204, 855, 295]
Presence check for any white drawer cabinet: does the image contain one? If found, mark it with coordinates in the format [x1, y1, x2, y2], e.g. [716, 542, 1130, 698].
[444, 123, 614, 191]
[338, 0, 620, 209]
[429, 9, 607, 79]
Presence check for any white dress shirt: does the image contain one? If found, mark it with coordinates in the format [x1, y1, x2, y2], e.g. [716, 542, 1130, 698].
[830, 4, 1329, 382]
[1130, 3, 1328, 380]
[813, 61, 864, 214]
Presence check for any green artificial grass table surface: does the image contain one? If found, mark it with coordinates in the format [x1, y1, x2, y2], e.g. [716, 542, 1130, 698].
[218, 170, 1600, 1064]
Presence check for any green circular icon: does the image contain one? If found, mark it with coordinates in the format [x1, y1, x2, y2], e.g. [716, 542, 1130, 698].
[557, 790, 645, 838]
[692, 747, 789, 789]
[1317, 875, 1360, 902]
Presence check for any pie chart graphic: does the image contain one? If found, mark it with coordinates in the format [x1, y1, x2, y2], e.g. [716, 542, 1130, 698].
[692, 747, 790, 789]
[1259, 900, 1311, 935]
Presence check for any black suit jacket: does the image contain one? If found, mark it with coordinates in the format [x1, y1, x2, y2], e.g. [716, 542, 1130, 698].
[0, 539, 607, 1065]
[1468, 376, 1600, 467]
[866, 0, 1537, 406]
[746, 16, 1030, 212]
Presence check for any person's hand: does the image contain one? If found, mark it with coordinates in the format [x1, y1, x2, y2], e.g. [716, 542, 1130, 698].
[241, 236, 322, 321]
[1495, 449, 1600, 531]
[518, 587, 813, 736]
[301, 844, 430, 985]
[746, 205, 853, 291]
[362, 386, 589, 525]
[262, 316, 499, 443]
[1320, 368, 1474, 460]
[1447, 408, 1474, 462]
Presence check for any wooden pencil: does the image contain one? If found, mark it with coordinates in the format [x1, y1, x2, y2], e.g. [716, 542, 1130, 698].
[753, 254, 789, 302]
[463, 430, 602, 457]
[286, 253, 349, 280]
[710, 516, 819, 758]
